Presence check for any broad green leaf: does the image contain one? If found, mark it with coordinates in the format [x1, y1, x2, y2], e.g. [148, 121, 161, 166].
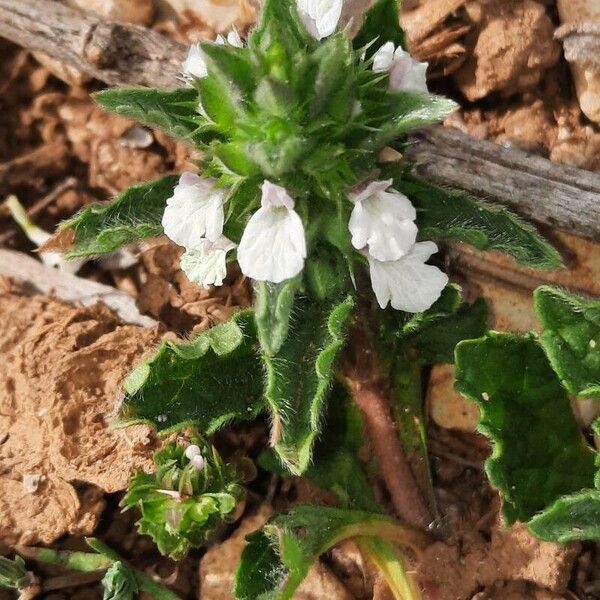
[235, 506, 417, 600]
[528, 489, 600, 543]
[94, 88, 212, 147]
[535, 286, 600, 398]
[363, 93, 458, 148]
[60, 175, 178, 258]
[398, 176, 562, 271]
[455, 333, 596, 523]
[265, 296, 354, 474]
[353, 0, 405, 54]
[122, 311, 264, 433]
[407, 298, 488, 364]
[254, 277, 301, 356]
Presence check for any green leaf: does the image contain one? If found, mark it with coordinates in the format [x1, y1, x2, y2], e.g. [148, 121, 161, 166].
[528, 489, 600, 543]
[364, 93, 458, 148]
[94, 88, 212, 147]
[310, 34, 354, 118]
[122, 310, 264, 433]
[122, 439, 245, 560]
[353, 0, 405, 54]
[250, 0, 314, 57]
[535, 286, 600, 398]
[198, 75, 242, 130]
[235, 505, 411, 600]
[265, 296, 354, 475]
[0, 556, 29, 591]
[455, 332, 596, 523]
[405, 296, 488, 364]
[398, 176, 562, 271]
[102, 562, 138, 600]
[200, 43, 256, 97]
[254, 277, 301, 356]
[60, 175, 178, 258]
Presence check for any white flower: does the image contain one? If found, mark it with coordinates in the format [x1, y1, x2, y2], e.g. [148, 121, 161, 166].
[162, 173, 226, 250]
[296, 0, 343, 40]
[368, 241, 448, 313]
[182, 44, 209, 81]
[190, 454, 205, 470]
[184, 445, 202, 460]
[349, 179, 418, 262]
[372, 42, 429, 93]
[237, 181, 306, 283]
[184, 444, 205, 470]
[182, 31, 243, 82]
[180, 236, 236, 288]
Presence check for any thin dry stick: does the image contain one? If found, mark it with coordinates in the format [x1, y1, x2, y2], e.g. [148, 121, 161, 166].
[0, 0, 599, 240]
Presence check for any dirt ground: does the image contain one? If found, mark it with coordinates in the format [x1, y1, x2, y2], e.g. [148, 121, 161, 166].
[1, 0, 600, 599]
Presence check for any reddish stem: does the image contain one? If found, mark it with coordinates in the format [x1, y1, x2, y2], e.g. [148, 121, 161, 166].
[348, 372, 433, 531]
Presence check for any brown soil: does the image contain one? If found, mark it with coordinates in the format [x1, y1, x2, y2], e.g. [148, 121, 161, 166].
[2, 0, 600, 599]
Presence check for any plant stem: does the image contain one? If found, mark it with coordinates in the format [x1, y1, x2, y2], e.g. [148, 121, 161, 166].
[14, 542, 183, 600]
[358, 537, 424, 600]
[348, 373, 433, 530]
[391, 351, 439, 522]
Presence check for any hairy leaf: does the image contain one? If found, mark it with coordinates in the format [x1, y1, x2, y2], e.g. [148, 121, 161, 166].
[455, 333, 596, 523]
[60, 175, 178, 258]
[122, 311, 264, 433]
[265, 296, 354, 474]
[398, 176, 562, 271]
[235, 506, 414, 600]
[0, 557, 29, 591]
[94, 88, 212, 146]
[364, 93, 458, 148]
[528, 489, 600, 543]
[535, 286, 600, 398]
[254, 277, 301, 356]
[102, 562, 138, 600]
[353, 0, 405, 54]
[407, 298, 488, 364]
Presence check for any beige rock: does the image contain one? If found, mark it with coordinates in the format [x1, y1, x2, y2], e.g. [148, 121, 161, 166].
[0, 289, 161, 545]
[427, 364, 480, 432]
[556, 0, 600, 124]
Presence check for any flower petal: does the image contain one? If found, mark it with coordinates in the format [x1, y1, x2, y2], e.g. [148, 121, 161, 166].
[238, 204, 306, 283]
[180, 237, 235, 288]
[161, 174, 226, 249]
[261, 180, 295, 210]
[349, 181, 418, 261]
[372, 42, 396, 73]
[182, 44, 208, 81]
[297, 0, 342, 39]
[368, 242, 448, 313]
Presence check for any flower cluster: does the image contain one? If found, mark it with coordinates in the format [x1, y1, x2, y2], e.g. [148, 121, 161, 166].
[122, 439, 245, 560]
[163, 0, 449, 313]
